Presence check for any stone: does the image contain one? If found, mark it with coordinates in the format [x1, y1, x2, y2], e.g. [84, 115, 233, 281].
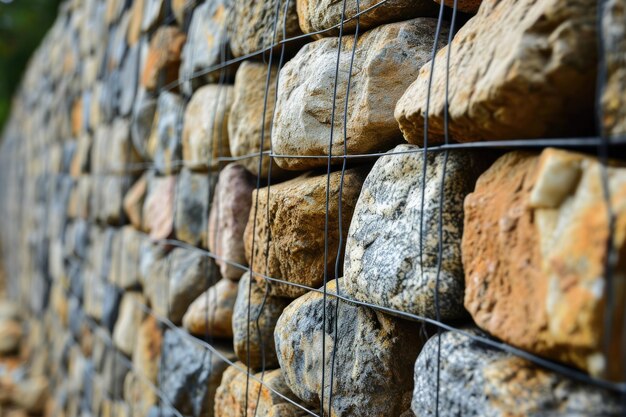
[434, 0, 482, 13]
[412, 329, 625, 417]
[9, 376, 49, 414]
[273, 18, 447, 170]
[102, 347, 129, 400]
[132, 316, 162, 384]
[91, 119, 140, 174]
[182, 278, 239, 338]
[119, 44, 141, 116]
[113, 292, 146, 356]
[172, 0, 197, 26]
[70, 134, 91, 177]
[296, 0, 438, 36]
[131, 88, 157, 160]
[144, 248, 216, 324]
[91, 175, 132, 225]
[123, 173, 148, 230]
[150, 92, 185, 175]
[228, 62, 288, 178]
[142, 175, 176, 240]
[141, 26, 186, 91]
[159, 329, 235, 417]
[344, 145, 483, 319]
[208, 164, 255, 281]
[601, 0, 626, 138]
[233, 273, 290, 370]
[0, 301, 20, 321]
[101, 283, 123, 333]
[127, 0, 145, 45]
[275, 279, 422, 416]
[182, 84, 234, 172]
[244, 168, 366, 298]
[111, 227, 144, 290]
[395, 0, 597, 145]
[215, 364, 310, 417]
[142, 0, 165, 32]
[138, 238, 168, 288]
[179, 0, 234, 96]
[228, 0, 302, 57]
[463, 149, 626, 380]
[0, 320, 21, 355]
[174, 168, 216, 247]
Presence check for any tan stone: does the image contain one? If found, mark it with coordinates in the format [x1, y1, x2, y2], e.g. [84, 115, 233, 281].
[0, 320, 21, 355]
[434, 0, 482, 13]
[142, 175, 176, 240]
[113, 292, 146, 356]
[244, 168, 367, 298]
[395, 0, 597, 145]
[182, 278, 238, 338]
[141, 26, 186, 91]
[123, 174, 148, 230]
[602, 0, 626, 138]
[132, 316, 162, 385]
[127, 0, 145, 45]
[463, 148, 626, 380]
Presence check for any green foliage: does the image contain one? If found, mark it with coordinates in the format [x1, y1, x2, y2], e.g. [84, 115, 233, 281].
[0, 0, 62, 130]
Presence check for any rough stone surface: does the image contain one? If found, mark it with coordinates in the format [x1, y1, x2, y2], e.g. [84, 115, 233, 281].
[395, 0, 598, 145]
[208, 164, 255, 281]
[296, 0, 438, 36]
[0, 320, 22, 355]
[132, 316, 162, 384]
[344, 145, 483, 319]
[602, 0, 626, 138]
[113, 292, 146, 356]
[174, 168, 217, 247]
[233, 272, 290, 370]
[244, 168, 367, 298]
[273, 19, 447, 170]
[141, 26, 186, 91]
[123, 173, 148, 230]
[412, 329, 625, 417]
[463, 149, 626, 380]
[215, 364, 310, 417]
[434, 0, 482, 13]
[131, 88, 157, 159]
[150, 92, 185, 175]
[275, 279, 422, 417]
[182, 84, 234, 171]
[142, 175, 175, 240]
[182, 278, 238, 338]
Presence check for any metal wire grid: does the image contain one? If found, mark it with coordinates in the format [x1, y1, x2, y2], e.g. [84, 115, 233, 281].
[0, 0, 624, 417]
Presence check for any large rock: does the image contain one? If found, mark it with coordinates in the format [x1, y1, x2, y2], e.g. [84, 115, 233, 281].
[150, 92, 185, 175]
[174, 168, 217, 247]
[228, 0, 302, 57]
[244, 168, 367, 298]
[344, 145, 483, 319]
[113, 292, 146, 356]
[434, 0, 483, 13]
[182, 278, 238, 338]
[272, 19, 447, 170]
[141, 26, 186, 91]
[182, 85, 234, 172]
[109, 226, 144, 290]
[463, 149, 626, 380]
[232, 272, 290, 370]
[208, 164, 255, 281]
[275, 279, 422, 416]
[215, 364, 310, 417]
[296, 0, 438, 36]
[142, 175, 176, 240]
[395, 0, 597, 145]
[412, 329, 625, 417]
[601, 0, 626, 138]
[159, 329, 235, 417]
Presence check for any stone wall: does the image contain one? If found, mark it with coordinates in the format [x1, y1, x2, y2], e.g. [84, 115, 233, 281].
[0, 0, 625, 416]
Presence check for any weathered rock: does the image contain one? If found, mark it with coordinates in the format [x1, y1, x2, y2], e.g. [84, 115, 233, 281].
[160, 329, 235, 417]
[142, 0, 165, 32]
[172, 0, 197, 26]
[215, 364, 310, 417]
[150, 92, 185, 175]
[275, 279, 422, 416]
[144, 248, 216, 324]
[0, 301, 20, 321]
[412, 329, 625, 417]
[228, 62, 288, 178]
[174, 168, 216, 247]
[127, 0, 145, 45]
[141, 26, 186, 91]
[131, 88, 157, 159]
[0, 320, 21, 355]
[109, 226, 144, 289]
[434, 0, 482, 13]
[102, 347, 129, 400]
[228, 0, 302, 57]
[138, 238, 168, 288]
[119, 44, 141, 116]
[463, 149, 626, 380]
[142, 175, 176, 240]
[233, 272, 290, 370]
[296, 0, 438, 36]
[101, 283, 123, 333]
[113, 292, 146, 356]
[344, 145, 482, 319]
[395, 0, 597, 145]
[182, 278, 238, 338]
[208, 164, 255, 281]
[273, 19, 447, 170]
[92, 175, 133, 225]
[123, 173, 148, 230]
[244, 168, 366, 298]
[91, 119, 140, 174]
[179, 0, 233, 96]
[9, 376, 49, 414]
[132, 316, 162, 384]
[602, 0, 626, 138]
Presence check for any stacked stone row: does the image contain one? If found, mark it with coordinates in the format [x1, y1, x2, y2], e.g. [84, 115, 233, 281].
[0, 0, 625, 417]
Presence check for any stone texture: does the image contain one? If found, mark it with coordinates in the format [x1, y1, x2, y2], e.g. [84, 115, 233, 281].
[233, 272, 290, 370]
[123, 173, 148, 230]
[273, 19, 447, 170]
[0, 320, 22, 355]
[142, 175, 176, 240]
[275, 279, 422, 416]
[182, 278, 238, 338]
[131, 88, 157, 159]
[344, 145, 483, 319]
[412, 329, 625, 417]
[141, 26, 186, 91]
[150, 92, 185, 175]
[132, 316, 162, 384]
[160, 329, 235, 417]
[172, 0, 197, 26]
[208, 164, 255, 281]
[463, 149, 626, 380]
[109, 226, 144, 289]
[182, 84, 234, 172]
[602, 0, 626, 138]
[395, 0, 597, 145]
[215, 364, 310, 417]
[434, 0, 482, 13]
[113, 292, 146, 357]
[174, 168, 216, 247]
[244, 168, 367, 298]
[296, 0, 438, 36]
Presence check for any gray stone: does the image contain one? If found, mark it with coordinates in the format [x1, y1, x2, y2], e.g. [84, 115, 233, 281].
[182, 278, 238, 338]
[412, 329, 626, 417]
[113, 292, 146, 356]
[602, 0, 626, 138]
[151, 92, 185, 175]
[131, 88, 157, 160]
[119, 43, 140, 117]
[344, 145, 483, 320]
[174, 168, 217, 247]
[275, 279, 422, 417]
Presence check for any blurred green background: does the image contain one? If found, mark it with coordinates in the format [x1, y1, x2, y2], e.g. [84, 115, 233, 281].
[0, 0, 61, 130]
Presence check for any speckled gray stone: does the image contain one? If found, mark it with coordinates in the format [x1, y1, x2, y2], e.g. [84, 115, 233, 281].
[344, 145, 482, 320]
[275, 279, 422, 417]
[174, 168, 217, 247]
[412, 329, 626, 417]
[151, 92, 184, 175]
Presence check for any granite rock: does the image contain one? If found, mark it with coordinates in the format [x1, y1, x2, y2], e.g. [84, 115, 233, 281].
[182, 278, 238, 338]
[141, 26, 186, 92]
[174, 168, 217, 247]
[150, 92, 185, 175]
